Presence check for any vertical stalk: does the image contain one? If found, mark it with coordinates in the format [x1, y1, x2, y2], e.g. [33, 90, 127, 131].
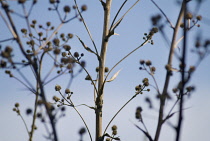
[176, 1, 187, 141]
[154, 1, 185, 141]
[96, 1, 112, 141]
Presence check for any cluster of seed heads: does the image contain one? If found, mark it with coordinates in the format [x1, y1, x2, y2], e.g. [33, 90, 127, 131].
[180, 12, 202, 28]
[143, 27, 158, 45]
[139, 60, 156, 75]
[0, 46, 13, 68]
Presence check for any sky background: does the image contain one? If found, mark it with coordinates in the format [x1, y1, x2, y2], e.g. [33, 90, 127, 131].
[0, 0, 210, 141]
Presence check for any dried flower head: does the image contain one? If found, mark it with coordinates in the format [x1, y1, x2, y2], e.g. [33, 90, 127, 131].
[186, 12, 193, 20]
[55, 85, 61, 91]
[53, 38, 60, 46]
[63, 45, 71, 51]
[79, 127, 86, 135]
[74, 52, 79, 58]
[145, 60, 152, 66]
[26, 108, 32, 115]
[15, 103, 20, 108]
[140, 60, 145, 65]
[64, 5, 71, 13]
[196, 15, 202, 21]
[53, 96, 60, 102]
[81, 5, 87, 11]
[111, 125, 117, 131]
[65, 88, 71, 94]
[105, 67, 109, 72]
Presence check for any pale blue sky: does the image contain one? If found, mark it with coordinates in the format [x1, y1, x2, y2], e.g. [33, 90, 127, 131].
[0, 0, 210, 141]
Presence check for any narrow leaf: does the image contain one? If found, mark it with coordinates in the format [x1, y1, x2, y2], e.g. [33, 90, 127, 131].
[76, 35, 97, 55]
[107, 69, 122, 82]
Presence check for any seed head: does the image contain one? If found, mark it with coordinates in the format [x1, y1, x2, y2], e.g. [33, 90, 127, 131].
[53, 38, 60, 46]
[63, 45, 71, 51]
[74, 52, 79, 58]
[15, 103, 20, 108]
[65, 88, 71, 94]
[145, 60, 152, 66]
[68, 33, 73, 38]
[80, 61, 86, 68]
[55, 85, 61, 91]
[5, 46, 13, 53]
[79, 127, 86, 135]
[26, 108, 32, 115]
[21, 28, 27, 34]
[186, 12, 193, 20]
[96, 67, 99, 72]
[46, 21, 51, 26]
[105, 67, 109, 72]
[111, 125, 117, 131]
[64, 5, 71, 13]
[53, 48, 60, 55]
[53, 96, 60, 102]
[140, 60, 145, 65]
[81, 5, 87, 11]
[189, 66, 195, 73]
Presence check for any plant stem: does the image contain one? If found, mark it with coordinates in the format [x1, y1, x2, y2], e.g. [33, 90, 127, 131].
[176, 1, 187, 141]
[96, 1, 112, 141]
[154, 1, 185, 141]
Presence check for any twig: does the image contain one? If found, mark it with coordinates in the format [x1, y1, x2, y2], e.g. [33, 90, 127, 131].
[73, 0, 99, 56]
[150, 0, 174, 28]
[109, 0, 128, 31]
[176, 1, 188, 140]
[58, 91, 93, 141]
[154, 1, 185, 140]
[103, 86, 145, 134]
[104, 38, 150, 86]
[19, 112, 30, 137]
[0, 10, 17, 38]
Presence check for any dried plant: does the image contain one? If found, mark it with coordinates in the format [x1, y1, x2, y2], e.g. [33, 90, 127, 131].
[0, 0, 209, 141]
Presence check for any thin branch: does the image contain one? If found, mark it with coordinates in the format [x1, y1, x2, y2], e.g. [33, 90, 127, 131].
[37, 23, 64, 52]
[58, 91, 93, 141]
[130, 120, 153, 141]
[104, 38, 150, 85]
[150, 0, 174, 28]
[0, 10, 17, 38]
[29, 91, 39, 141]
[19, 112, 30, 137]
[176, 1, 188, 140]
[109, 0, 140, 36]
[109, 0, 128, 31]
[103, 86, 145, 134]
[68, 51, 99, 95]
[154, 1, 185, 140]
[73, 0, 99, 56]
[0, 37, 15, 42]
[43, 69, 67, 85]
[13, 76, 36, 93]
